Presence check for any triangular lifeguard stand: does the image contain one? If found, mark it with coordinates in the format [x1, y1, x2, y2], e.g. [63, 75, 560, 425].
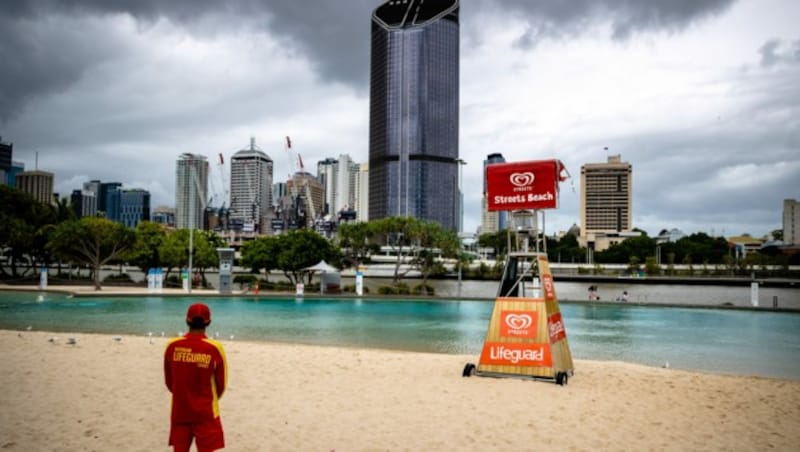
[463, 159, 574, 385]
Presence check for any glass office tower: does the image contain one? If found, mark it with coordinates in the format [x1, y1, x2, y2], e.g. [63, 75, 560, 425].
[369, 0, 460, 231]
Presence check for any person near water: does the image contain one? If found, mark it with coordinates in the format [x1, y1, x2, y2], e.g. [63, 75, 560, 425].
[164, 303, 228, 452]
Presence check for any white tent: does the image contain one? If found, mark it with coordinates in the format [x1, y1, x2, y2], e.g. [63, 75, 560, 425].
[302, 260, 341, 294]
[302, 260, 339, 273]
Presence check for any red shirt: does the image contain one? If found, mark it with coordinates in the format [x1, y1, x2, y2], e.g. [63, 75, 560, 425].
[164, 332, 227, 423]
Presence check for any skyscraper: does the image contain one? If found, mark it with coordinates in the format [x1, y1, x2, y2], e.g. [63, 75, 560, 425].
[16, 170, 54, 205]
[230, 138, 273, 231]
[355, 163, 370, 222]
[481, 153, 508, 234]
[175, 153, 209, 230]
[318, 154, 360, 216]
[0, 137, 12, 186]
[369, 0, 460, 231]
[580, 154, 635, 252]
[784, 199, 799, 245]
[119, 189, 151, 228]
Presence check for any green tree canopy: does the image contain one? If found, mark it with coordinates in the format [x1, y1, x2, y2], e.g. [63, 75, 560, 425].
[272, 229, 340, 284]
[159, 229, 223, 285]
[406, 219, 460, 289]
[240, 236, 279, 274]
[47, 217, 135, 290]
[0, 186, 59, 278]
[477, 229, 509, 258]
[126, 221, 167, 275]
[595, 235, 657, 264]
[336, 222, 377, 267]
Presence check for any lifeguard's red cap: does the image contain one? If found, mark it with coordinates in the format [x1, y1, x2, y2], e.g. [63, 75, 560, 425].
[186, 303, 211, 324]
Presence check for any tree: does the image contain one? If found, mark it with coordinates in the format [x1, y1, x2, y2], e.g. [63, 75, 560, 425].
[159, 229, 223, 287]
[48, 217, 135, 290]
[595, 235, 656, 264]
[368, 216, 418, 282]
[193, 230, 225, 287]
[126, 221, 167, 275]
[240, 236, 279, 275]
[477, 229, 510, 258]
[271, 229, 340, 285]
[0, 186, 58, 278]
[159, 229, 190, 281]
[406, 219, 460, 291]
[547, 233, 584, 263]
[336, 222, 377, 267]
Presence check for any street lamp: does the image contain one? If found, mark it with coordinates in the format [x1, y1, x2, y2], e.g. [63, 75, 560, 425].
[455, 158, 467, 297]
[456, 158, 467, 234]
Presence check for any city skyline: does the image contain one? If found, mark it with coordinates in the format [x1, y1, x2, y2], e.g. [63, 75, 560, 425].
[1, 0, 798, 237]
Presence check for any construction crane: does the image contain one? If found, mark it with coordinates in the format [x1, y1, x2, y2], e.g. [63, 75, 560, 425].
[284, 135, 316, 228]
[206, 153, 231, 230]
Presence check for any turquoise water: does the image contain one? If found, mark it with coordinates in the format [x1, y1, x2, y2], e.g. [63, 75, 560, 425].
[2, 291, 799, 380]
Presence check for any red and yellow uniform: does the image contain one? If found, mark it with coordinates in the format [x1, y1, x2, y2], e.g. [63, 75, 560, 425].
[164, 331, 227, 451]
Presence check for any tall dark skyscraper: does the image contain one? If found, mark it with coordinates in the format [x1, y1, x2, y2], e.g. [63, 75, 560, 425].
[369, 0, 460, 231]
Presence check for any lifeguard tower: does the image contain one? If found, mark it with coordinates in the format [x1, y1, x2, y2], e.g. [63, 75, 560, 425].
[463, 159, 574, 385]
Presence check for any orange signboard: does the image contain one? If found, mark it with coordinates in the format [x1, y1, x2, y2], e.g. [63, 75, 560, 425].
[548, 312, 567, 343]
[499, 310, 538, 338]
[479, 342, 553, 367]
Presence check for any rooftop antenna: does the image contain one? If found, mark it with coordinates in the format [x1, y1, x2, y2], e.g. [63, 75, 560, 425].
[35, 151, 39, 170]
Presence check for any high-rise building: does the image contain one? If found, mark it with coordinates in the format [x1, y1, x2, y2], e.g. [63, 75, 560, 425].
[272, 182, 287, 208]
[580, 154, 635, 252]
[0, 137, 12, 186]
[368, 0, 460, 231]
[119, 189, 151, 228]
[152, 206, 176, 227]
[317, 157, 338, 216]
[480, 153, 508, 234]
[99, 182, 123, 220]
[287, 172, 325, 228]
[318, 154, 360, 217]
[16, 170, 54, 205]
[80, 180, 101, 216]
[175, 153, 209, 230]
[354, 163, 370, 222]
[70, 189, 97, 218]
[230, 138, 273, 232]
[784, 199, 800, 245]
[7, 161, 24, 187]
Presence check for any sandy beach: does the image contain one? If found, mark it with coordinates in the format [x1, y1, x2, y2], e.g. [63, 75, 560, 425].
[2, 330, 799, 451]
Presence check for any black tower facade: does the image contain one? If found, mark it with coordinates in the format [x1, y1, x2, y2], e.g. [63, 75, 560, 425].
[369, 0, 460, 230]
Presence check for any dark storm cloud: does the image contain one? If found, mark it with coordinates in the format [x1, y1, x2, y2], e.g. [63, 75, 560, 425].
[759, 37, 800, 68]
[2, 0, 738, 123]
[469, 0, 736, 48]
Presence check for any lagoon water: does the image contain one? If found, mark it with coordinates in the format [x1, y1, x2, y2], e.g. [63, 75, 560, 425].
[1, 291, 799, 380]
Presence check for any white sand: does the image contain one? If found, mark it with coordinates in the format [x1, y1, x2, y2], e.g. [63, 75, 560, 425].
[1, 330, 798, 451]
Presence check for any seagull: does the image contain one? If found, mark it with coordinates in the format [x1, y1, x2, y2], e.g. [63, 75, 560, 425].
[663, 361, 670, 369]
[214, 331, 220, 339]
[26, 326, 32, 331]
[229, 335, 235, 340]
[66, 338, 78, 345]
[160, 332, 165, 337]
[113, 336, 123, 342]
[149, 338, 155, 345]
[147, 332, 153, 338]
[48, 336, 58, 343]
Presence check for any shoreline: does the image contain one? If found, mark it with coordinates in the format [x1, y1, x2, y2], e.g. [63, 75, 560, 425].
[3, 284, 799, 313]
[3, 330, 799, 451]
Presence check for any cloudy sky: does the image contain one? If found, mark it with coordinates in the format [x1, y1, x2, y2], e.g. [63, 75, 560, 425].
[2, 0, 798, 238]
